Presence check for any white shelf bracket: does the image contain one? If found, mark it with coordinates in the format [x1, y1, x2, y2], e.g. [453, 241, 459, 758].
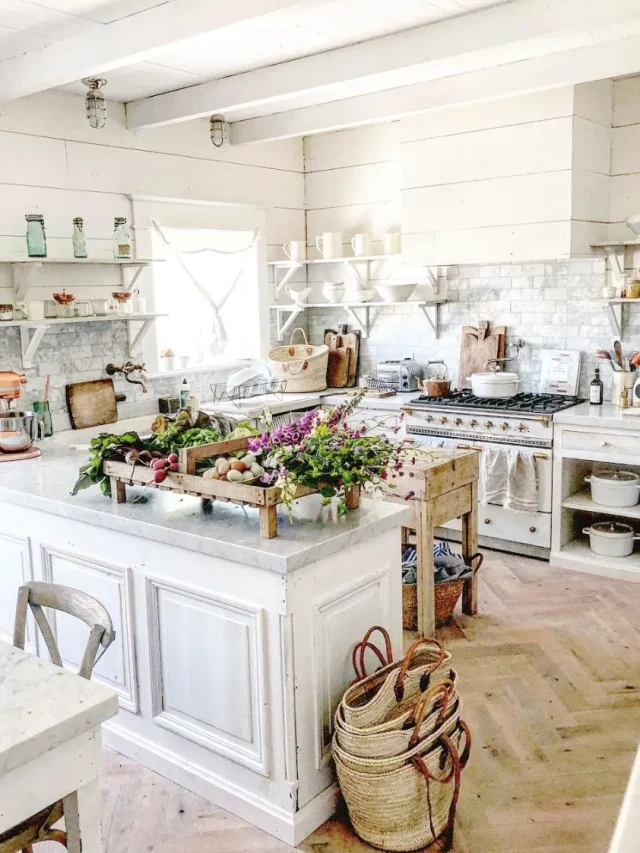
[419, 304, 440, 337]
[12, 263, 42, 301]
[120, 263, 145, 293]
[275, 306, 304, 341]
[128, 318, 153, 355]
[274, 263, 302, 296]
[345, 260, 369, 288]
[605, 302, 622, 337]
[345, 307, 370, 338]
[19, 324, 48, 368]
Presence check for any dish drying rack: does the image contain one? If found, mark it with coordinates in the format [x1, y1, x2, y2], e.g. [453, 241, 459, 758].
[358, 376, 397, 395]
[210, 378, 287, 405]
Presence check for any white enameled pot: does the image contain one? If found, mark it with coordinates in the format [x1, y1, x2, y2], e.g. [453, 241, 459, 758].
[585, 470, 640, 507]
[582, 521, 640, 557]
[468, 371, 521, 398]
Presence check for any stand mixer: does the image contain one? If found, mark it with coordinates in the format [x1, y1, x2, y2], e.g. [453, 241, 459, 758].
[0, 371, 42, 459]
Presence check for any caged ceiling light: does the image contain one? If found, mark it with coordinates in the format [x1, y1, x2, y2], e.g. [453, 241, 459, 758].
[82, 77, 107, 129]
[209, 114, 227, 147]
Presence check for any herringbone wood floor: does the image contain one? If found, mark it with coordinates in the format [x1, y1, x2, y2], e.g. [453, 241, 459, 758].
[70, 553, 640, 852]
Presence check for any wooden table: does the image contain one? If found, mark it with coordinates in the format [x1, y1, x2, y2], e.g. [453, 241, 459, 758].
[0, 642, 118, 853]
[386, 448, 480, 636]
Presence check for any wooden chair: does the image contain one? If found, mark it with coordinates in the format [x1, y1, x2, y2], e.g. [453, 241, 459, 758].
[0, 581, 115, 853]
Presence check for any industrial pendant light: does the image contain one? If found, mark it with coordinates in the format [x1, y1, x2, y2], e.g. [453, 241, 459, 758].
[210, 114, 227, 147]
[82, 78, 107, 129]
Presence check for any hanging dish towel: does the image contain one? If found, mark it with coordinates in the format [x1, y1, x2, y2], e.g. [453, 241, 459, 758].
[505, 448, 538, 513]
[479, 445, 509, 506]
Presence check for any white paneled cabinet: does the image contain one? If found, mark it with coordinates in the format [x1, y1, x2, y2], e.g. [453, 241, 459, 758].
[0, 500, 404, 846]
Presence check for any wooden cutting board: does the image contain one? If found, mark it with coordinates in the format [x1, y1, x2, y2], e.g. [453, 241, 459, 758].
[66, 379, 118, 430]
[458, 321, 506, 388]
[327, 347, 350, 387]
[324, 325, 361, 387]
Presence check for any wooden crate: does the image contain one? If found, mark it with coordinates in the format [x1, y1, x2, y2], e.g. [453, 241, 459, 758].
[104, 436, 359, 538]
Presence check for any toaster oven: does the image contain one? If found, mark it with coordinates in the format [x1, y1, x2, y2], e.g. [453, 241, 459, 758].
[375, 359, 423, 392]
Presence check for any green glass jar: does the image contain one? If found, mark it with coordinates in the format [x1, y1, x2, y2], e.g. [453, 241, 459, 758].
[72, 217, 87, 258]
[26, 214, 47, 257]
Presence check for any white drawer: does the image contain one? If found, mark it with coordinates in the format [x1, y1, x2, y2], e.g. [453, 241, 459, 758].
[561, 429, 640, 457]
[442, 505, 551, 548]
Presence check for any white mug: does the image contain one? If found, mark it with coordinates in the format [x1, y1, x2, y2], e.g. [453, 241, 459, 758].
[351, 233, 372, 257]
[17, 300, 44, 320]
[316, 231, 344, 259]
[384, 232, 402, 255]
[283, 240, 307, 262]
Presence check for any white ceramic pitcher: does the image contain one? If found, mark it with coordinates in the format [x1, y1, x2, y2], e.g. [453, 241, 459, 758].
[316, 231, 343, 259]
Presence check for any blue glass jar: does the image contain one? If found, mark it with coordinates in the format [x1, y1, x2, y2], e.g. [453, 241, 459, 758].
[26, 214, 47, 257]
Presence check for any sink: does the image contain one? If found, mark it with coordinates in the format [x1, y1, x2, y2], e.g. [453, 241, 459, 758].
[47, 415, 156, 451]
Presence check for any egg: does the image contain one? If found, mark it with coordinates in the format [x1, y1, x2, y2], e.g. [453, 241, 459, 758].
[242, 453, 256, 467]
[241, 470, 255, 481]
[250, 463, 264, 476]
[217, 459, 231, 475]
[227, 469, 244, 482]
[209, 468, 220, 480]
[230, 460, 246, 473]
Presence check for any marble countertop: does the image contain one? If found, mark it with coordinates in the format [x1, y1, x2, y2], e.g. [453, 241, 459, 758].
[0, 642, 117, 776]
[0, 444, 412, 574]
[555, 402, 640, 431]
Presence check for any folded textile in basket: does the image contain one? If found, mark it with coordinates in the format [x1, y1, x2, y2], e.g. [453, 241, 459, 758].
[402, 543, 472, 585]
[480, 445, 537, 513]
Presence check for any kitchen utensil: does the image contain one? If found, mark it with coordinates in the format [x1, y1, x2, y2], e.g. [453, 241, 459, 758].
[327, 346, 349, 387]
[65, 379, 118, 430]
[458, 322, 506, 390]
[383, 232, 401, 254]
[422, 361, 451, 397]
[283, 240, 306, 261]
[351, 233, 372, 257]
[91, 298, 110, 316]
[285, 285, 312, 305]
[626, 214, 640, 235]
[44, 299, 57, 318]
[0, 411, 42, 453]
[0, 304, 13, 321]
[324, 325, 360, 388]
[585, 470, 640, 507]
[611, 371, 635, 406]
[17, 301, 44, 320]
[375, 359, 423, 392]
[468, 371, 521, 398]
[583, 521, 640, 557]
[75, 299, 93, 318]
[614, 340, 624, 369]
[316, 232, 344, 259]
[374, 281, 416, 303]
[322, 282, 345, 303]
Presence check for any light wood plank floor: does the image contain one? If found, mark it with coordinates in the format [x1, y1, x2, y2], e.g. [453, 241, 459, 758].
[79, 552, 640, 852]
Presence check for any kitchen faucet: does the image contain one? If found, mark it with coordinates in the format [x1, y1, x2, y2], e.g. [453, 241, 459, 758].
[105, 361, 148, 394]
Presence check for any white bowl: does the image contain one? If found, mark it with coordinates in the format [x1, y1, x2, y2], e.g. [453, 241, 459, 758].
[374, 282, 417, 303]
[626, 214, 640, 235]
[347, 290, 375, 303]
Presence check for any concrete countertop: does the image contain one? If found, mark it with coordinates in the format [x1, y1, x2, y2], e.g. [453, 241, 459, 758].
[555, 402, 640, 431]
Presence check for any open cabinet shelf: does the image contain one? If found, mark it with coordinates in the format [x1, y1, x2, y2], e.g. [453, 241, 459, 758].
[268, 254, 403, 294]
[552, 537, 640, 582]
[0, 258, 162, 299]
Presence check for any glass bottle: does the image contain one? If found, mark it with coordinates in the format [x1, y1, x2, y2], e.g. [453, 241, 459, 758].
[589, 366, 603, 406]
[25, 214, 47, 257]
[113, 217, 131, 259]
[72, 217, 87, 258]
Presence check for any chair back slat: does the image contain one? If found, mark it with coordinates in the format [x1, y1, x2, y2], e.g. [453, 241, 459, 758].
[14, 581, 115, 679]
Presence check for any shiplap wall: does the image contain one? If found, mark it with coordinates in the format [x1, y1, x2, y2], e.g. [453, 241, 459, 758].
[610, 76, 640, 247]
[0, 89, 304, 423]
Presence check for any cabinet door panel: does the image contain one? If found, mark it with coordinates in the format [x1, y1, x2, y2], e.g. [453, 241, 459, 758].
[0, 532, 33, 648]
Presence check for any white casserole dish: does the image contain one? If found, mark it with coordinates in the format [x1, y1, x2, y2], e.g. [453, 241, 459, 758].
[585, 470, 640, 507]
[582, 521, 640, 557]
[468, 371, 521, 398]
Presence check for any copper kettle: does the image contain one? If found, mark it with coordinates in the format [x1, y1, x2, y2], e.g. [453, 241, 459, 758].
[420, 361, 451, 397]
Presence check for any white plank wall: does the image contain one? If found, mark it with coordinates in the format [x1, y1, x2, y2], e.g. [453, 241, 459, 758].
[610, 76, 640, 244]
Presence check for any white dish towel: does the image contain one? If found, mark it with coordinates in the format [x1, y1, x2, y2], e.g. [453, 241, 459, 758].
[480, 445, 538, 513]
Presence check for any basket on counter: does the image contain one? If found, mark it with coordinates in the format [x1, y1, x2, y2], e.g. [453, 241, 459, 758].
[267, 328, 329, 392]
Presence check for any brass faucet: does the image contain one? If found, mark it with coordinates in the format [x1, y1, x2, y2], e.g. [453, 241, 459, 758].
[106, 361, 148, 394]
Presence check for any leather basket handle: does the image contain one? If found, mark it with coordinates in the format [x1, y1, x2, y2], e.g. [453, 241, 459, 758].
[394, 638, 446, 702]
[406, 679, 455, 748]
[350, 625, 394, 683]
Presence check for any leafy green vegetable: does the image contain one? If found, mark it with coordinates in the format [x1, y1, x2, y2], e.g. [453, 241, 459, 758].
[71, 431, 148, 497]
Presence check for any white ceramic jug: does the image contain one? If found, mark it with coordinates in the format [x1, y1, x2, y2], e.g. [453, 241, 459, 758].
[316, 231, 343, 259]
[285, 285, 312, 305]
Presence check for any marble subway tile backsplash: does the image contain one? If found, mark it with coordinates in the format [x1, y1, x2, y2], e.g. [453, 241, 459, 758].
[0, 321, 236, 430]
[306, 257, 629, 400]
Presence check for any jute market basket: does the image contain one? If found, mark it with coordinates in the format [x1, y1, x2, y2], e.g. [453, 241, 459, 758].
[334, 676, 460, 759]
[403, 553, 484, 630]
[333, 722, 471, 852]
[341, 634, 452, 729]
[267, 327, 329, 392]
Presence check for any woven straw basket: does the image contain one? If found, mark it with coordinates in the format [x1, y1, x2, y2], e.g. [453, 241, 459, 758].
[333, 723, 471, 852]
[341, 637, 452, 729]
[267, 328, 328, 392]
[403, 553, 484, 630]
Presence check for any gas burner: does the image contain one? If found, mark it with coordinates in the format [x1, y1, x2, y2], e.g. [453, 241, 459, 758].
[409, 390, 583, 415]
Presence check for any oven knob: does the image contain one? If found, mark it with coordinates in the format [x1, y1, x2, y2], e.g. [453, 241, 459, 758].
[469, 419, 478, 427]
[516, 423, 528, 433]
[500, 422, 509, 431]
[426, 415, 434, 423]
[484, 518, 491, 525]
[438, 416, 448, 425]
[484, 421, 493, 429]
[454, 417, 463, 426]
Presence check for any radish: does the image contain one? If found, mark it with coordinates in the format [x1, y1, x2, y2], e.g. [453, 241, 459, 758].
[154, 469, 167, 484]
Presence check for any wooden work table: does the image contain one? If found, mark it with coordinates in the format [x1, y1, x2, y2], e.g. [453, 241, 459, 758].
[384, 448, 480, 636]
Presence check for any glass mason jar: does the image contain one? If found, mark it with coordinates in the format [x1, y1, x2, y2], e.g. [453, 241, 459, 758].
[26, 214, 47, 257]
[72, 217, 87, 258]
[113, 217, 131, 259]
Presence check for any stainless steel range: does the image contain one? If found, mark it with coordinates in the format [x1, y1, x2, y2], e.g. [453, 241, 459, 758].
[401, 391, 583, 556]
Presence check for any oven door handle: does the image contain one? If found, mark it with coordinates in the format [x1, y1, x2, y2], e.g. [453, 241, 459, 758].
[456, 443, 548, 460]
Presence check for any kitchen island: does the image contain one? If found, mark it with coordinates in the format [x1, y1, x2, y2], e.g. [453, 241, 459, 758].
[0, 443, 411, 845]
